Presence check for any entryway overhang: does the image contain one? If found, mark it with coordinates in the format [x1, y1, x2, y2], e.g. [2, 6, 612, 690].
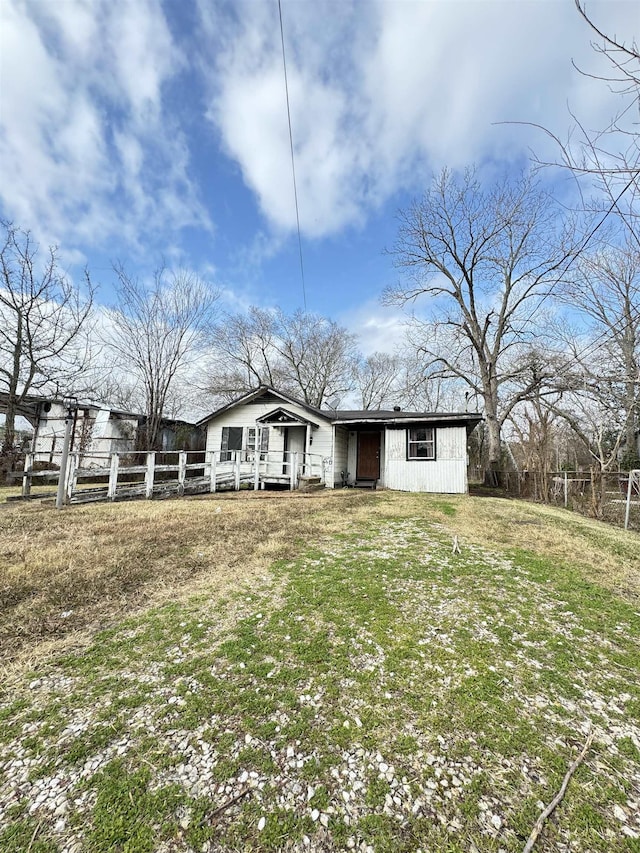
[255, 407, 320, 429]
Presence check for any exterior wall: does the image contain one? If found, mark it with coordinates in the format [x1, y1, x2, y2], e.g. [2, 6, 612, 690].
[34, 404, 138, 465]
[383, 425, 468, 493]
[332, 426, 349, 487]
[89, 410, 138, 458]
[33, 402, 66, 461]
[204, 399, 334, 480]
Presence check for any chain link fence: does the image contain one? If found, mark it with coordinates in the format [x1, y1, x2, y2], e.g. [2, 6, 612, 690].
[482, 470, 640, 532]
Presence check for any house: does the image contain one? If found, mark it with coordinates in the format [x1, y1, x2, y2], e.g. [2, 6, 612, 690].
[0, 393, 204, 466]
[197, 386, 482, 493]
[29, 399, 141, 466]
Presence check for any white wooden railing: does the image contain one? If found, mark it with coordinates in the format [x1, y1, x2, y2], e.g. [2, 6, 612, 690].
[20, 448, 327, 505]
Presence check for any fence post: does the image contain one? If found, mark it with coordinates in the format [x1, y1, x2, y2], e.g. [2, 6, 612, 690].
[624, 471, 634, 531]
[209, 451, 217, 493]
[564, 472, 568, 508]
[178, 451, 187, 495]
[145, 452, 156, 499]
[108, 453, 119, 500]
[234, 451, 241, 491]
[66, 453, 79, 502]
[22, 453, 33, 498]
[254, 452, 260, 490]
[290, 451, 298, 491]
[55, 405, 75, 509]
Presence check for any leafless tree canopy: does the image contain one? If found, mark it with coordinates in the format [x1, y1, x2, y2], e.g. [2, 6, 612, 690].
[526, 1, 640, 244]
[104, 264, 219, 449]
[546, 233, 640, 468]
[351, 352, 401, 410]
[208, 307, 359, 408]
[385, 167, 574, 468]
[0, 221, 94, 453]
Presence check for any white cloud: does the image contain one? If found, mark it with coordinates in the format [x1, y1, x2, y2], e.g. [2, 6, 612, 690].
[198, 0, 638, 239]
[339, 300, 409, 357]
[0, 0, 209, 253]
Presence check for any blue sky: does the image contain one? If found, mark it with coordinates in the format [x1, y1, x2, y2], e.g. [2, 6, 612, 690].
[1, 0, 638, 353]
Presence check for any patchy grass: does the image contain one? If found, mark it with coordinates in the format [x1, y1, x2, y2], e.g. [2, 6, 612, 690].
[0, 490, 377, 674]
[447, 494, 640, 604]
[0, 491, 639, 852]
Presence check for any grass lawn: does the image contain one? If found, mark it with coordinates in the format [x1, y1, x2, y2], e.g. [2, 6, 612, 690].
[0, 489, 639, 852]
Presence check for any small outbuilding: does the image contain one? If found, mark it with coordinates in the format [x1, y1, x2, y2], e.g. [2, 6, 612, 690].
[197, 386, 482, 493]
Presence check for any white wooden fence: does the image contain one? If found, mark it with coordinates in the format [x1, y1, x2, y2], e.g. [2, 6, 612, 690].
[20, 449, 327, 505]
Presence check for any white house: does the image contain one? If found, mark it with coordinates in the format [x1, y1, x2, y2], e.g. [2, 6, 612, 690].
[30, 399, 140, 465]
[197, 386, 482, 494]
[0, 393, 204, 466]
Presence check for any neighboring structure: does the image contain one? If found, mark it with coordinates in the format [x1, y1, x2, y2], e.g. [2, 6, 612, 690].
[30, 400, 139, 465]
[197, 386, 482, 493]
[0, 393, 204, 466]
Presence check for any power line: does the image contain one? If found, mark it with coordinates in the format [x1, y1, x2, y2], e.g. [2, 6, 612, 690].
[278, 0, 307, 311]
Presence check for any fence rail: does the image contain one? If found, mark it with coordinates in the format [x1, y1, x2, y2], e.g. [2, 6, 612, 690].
[19, 449, 327, 506]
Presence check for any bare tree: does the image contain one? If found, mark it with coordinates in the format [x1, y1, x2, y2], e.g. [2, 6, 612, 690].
[207, 307, 285, 401]
[0, 222, 94, 453]
[352, 352, 401, 409]
[275, 310, 357, 407]
[561, 235, 640, 465]
[104, 264, 219, 449]
[208, 308, 358, 408]
[527, 1, 640, 243]
[385, 167, 574, 473]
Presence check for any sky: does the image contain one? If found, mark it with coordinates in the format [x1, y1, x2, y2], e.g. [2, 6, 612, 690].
[1, 0, 638, 354]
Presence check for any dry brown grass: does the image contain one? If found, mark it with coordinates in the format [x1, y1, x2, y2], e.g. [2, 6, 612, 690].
[0, 489, 378, 677]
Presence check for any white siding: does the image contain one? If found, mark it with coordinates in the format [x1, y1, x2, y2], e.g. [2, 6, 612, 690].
[347, 432, 357, 482]
[383, 426, 468, 493]
[205, 400, 333, 470]
[332, 426, 349, 487]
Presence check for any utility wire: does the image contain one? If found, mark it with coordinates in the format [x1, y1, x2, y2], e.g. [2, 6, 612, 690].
[278, 0, 307, 311]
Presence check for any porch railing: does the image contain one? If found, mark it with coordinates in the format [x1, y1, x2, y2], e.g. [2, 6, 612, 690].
[19, 448, 327, 505]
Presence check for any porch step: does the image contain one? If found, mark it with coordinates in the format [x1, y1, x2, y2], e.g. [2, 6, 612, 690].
[299, 475, 324, 492]
[354, 479, 377, 490]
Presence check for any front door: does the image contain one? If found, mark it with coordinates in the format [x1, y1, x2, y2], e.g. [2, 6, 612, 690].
[283, 427, 306, 475]
[357, 431, 380, 479]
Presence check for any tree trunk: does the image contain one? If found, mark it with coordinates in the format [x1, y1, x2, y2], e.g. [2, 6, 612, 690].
[485, 413, 502, 485]
[2, 404, 16, 455]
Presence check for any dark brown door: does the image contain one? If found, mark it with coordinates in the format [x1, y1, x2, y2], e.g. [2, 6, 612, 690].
[357, 431, 381, 479]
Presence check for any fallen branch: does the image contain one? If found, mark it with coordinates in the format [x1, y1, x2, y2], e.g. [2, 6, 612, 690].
[26, 820, 43, 853]
[198, 785, 253, 826]
[522, 727, 595, 853]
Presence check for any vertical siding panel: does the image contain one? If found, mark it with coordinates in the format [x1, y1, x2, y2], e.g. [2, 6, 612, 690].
[384, 426, 468, 493]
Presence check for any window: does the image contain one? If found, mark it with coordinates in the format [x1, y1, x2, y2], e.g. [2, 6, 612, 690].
[247, 427, 269, 459]
[220, 426, 243, 461]
[407, 427, 435, 460]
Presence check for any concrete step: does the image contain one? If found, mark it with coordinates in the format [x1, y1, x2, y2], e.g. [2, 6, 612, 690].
[354, 480, 377, 490]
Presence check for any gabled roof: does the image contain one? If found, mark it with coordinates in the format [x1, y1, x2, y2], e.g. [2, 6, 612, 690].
[197, 386, 483, 432]
[196, 386, 329, 427]
[255, 407, 320, 429]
